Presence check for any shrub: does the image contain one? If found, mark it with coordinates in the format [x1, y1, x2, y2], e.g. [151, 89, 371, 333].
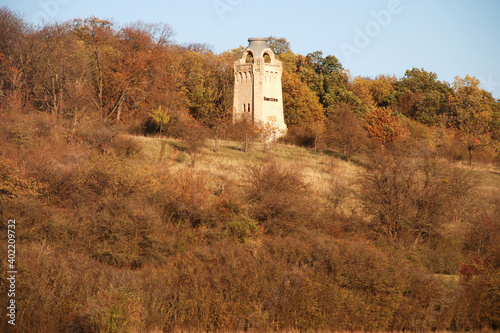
[152, 168, 219, 227]
[76, 119, 117, 154]
[0, 158, 45, 201]
[179, 122, 209, 167]
[77, 197, 163, 268]
[78, 154, 141, 199]
[134, 242, 263, 331]
[226, 117, 261, 153]
[243, 160, 317, 234]
[225, 213, 259, 243]
[110, 135, 143, 158]
[0, 243, 145, 333]
[449, 253, 500, 330]
[284, 122, 326, 151]
[446, 167, 477, 223]
[359, 152, 465, 243]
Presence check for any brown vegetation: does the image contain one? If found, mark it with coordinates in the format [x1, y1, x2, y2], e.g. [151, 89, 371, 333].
[1, 7, 500, 332]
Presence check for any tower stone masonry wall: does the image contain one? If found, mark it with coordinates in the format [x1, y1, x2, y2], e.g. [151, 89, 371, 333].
[233, 38, 287, 136]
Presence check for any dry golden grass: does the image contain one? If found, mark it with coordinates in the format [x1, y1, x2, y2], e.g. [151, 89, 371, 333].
[128, 134, 363, 191]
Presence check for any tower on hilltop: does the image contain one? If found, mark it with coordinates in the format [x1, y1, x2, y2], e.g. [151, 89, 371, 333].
[233, 38, 287, 136]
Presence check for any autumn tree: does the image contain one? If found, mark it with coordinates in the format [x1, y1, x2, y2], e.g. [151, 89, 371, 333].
[267, 36, 291, 55]
[449, 75, 494, 165]
[351, 77, 376, 113]
[149, 105, 170, 137]
[111, 24, 157, 121]
[398, 67, 449, 94]
[325, 103, 367, 161]
[180, 46, 234, 152]
[30, 23, 91, 121]
[70, 17, 121, 121]
[364, 107, 405, 151]
[144, 44, 187, 126]
[0, 7, 34, 108]
[106, 22, 175, 121]
[70, 18, 178, 122]
[281, 71, 324, 127]
[350, 75, 395, 116]
[295, 54, 322, 96]
[371, 75, 397, 106]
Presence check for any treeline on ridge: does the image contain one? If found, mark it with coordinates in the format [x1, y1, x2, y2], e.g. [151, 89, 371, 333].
[1, 7, 500, 332]
[1, 7, 499, 164]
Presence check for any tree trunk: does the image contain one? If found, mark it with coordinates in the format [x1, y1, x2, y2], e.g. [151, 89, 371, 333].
[116, 104, 122, 122]
[94, 49, 104, 119]
[214, 125, 220, 153]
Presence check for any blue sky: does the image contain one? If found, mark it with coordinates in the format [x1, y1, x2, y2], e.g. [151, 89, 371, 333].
[2, 0, 500, 98]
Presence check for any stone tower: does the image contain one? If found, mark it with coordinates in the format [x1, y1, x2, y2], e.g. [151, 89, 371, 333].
[233, 38, 287, 135]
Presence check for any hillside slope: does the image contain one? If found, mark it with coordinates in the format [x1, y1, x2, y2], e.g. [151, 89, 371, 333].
[1, 115, 499, 332]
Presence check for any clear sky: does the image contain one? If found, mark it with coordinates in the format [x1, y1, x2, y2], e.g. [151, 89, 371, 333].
[2, 0, 500, 98]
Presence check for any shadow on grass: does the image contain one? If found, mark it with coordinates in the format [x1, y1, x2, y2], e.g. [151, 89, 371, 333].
[157, 139, 188, 163]
[226, 144, 244, 152]
[322, 149, 366, 167]
[163, 139, 186, 151]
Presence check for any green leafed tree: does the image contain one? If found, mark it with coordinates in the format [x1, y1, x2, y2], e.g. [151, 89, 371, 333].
[305, 51, 357, 109]
[267, 36, 291, 55]
[390, 67, 452, 125]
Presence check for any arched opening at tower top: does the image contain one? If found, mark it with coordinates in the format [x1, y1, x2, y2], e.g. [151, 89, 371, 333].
[245, 52, 254, 63]
[263, 53, 271, 63]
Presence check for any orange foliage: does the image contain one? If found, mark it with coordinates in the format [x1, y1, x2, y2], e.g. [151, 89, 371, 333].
[364, 107, 406, 147]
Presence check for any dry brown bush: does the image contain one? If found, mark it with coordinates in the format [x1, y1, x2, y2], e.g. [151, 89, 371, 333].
[133, 241, 264, 331]
[242, 160, 318, 235]
[0, 158, 45, 201]
[76, 119, 118, 154]
[226, 117, 261, 153]
[359, 152, 476, 243]
[149, 168, 221, 227]
[1, 243, 145, 333]
[75, 197, 164, 268]
[284, 122, 326, 151]
[325, 106, 368, 160]
[179, 122, 209, 167]
[110, 135, 143, 158]
[446, 207, 500, 330]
